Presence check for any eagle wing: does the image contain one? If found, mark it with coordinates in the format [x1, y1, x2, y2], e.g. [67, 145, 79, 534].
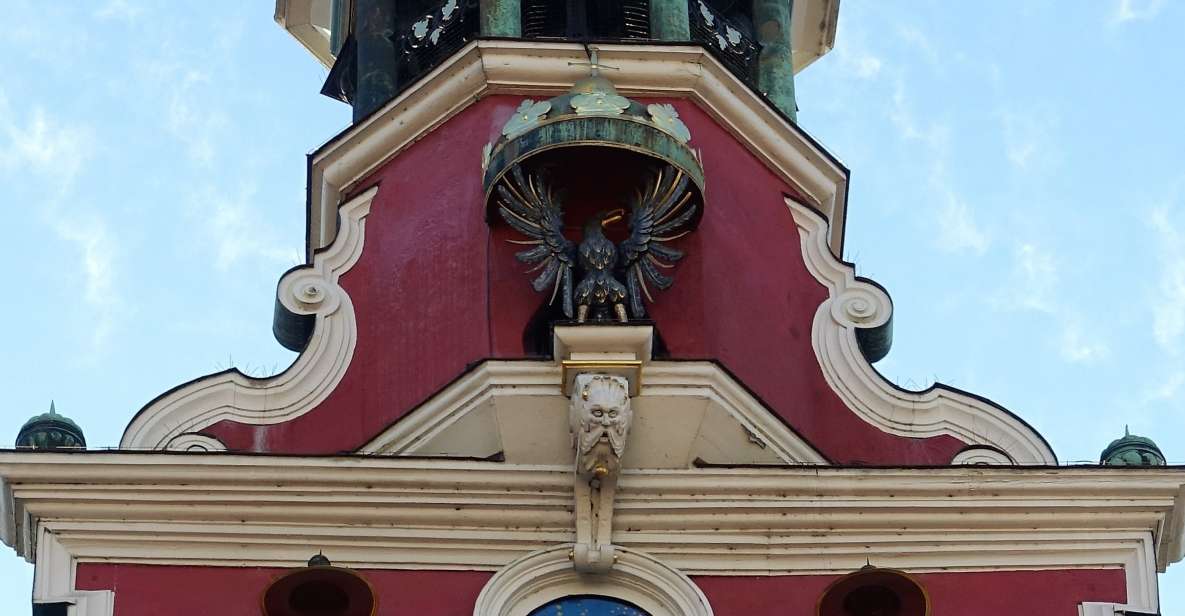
[495, 166, 577, 318]
[618, 164, 699, 318]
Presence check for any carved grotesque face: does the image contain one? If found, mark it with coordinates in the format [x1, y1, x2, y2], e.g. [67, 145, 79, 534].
[569, 373, 633, 457]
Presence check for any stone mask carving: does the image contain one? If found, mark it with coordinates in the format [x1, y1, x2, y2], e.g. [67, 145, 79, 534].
[569, 373, 633, 480]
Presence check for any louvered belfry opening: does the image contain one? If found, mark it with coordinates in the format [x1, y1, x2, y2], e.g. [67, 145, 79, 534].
[522, 0, 650, 40]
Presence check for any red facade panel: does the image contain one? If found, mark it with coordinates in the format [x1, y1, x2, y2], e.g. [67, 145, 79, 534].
[75, 563, 1126, 615]
[203, 96, 964, 464]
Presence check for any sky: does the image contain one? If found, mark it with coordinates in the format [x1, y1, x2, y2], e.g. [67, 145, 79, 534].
[0, 0, 1183, 612]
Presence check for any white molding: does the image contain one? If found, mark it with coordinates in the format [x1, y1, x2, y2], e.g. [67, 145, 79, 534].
[356, 360, 829, 466]
[0, 453, 1181, 608]
[119, 187, 378, 450]
[308, 41, 849, 256]
[951, 447, 1015, 465]
[33, 528, 114, 616]
[164, 433, 228, 452]
[788, 196, 1058, 465]
[274, 0, 334, 68]
[1079, 604, 1159, 616]
[1124, 534, 1159, 611]
[473, 545, 712, 616]
[1163, 483, 1185, 570]
[0, 478, 13, 549]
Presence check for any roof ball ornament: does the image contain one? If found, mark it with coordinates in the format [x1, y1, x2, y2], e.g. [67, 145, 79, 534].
[483, 49, 706, 324]
[1100, 426, 1166, 467]
[15, 401, 86, 450]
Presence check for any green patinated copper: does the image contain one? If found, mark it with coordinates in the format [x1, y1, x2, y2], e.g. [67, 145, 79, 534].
[650, 0, 691, 41]
[329, 0, 351, 56]
[480, 0, 522, 36]
[483, 108, 705, 214]
[1100, 427, 1166, 467]
[352, 0, 400, 122]
[753, 0, 797, 121]
[15, 401, 87, 450]
[483, 73, 705, 213]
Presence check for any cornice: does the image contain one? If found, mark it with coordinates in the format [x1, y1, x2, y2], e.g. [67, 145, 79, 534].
[1, 454, 1182, 583]
[788, 196, 1059, 465]
[119, 187, 378, 450]
[307, 40, 849, 258]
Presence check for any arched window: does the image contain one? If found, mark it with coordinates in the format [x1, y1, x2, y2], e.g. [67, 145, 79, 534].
[528, 595, 651, 616]
[473, 545, 712, 616]
[817, 567, 929, 616]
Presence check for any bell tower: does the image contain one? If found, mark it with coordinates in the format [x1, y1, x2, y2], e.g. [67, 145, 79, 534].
[277, 0, 840, 122]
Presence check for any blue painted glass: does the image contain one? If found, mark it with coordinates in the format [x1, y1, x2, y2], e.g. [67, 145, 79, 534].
[527, 595, 651, 616]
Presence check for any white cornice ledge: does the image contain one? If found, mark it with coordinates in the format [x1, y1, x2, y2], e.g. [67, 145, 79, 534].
[308, 41, 849, 256]
[789, 197, 1058, 465]
[119, 187, 378, 450]
[1, 454, 1182, 606]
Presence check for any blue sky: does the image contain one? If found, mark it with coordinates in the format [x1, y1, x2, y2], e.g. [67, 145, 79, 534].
[0, 0, 1182, 612]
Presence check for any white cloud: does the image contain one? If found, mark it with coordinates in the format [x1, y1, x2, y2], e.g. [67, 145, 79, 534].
[1150, 206, 1185, 352]
[935, 192, 989, 255]
[52, 216, 122, 347]
[888, 78, 989, 256]
[94, 0, 143, 22]
[196, 183, 301, 271]
[1060, 321, 1109, 364]
[1010, 243, 1058, 313]
[999, 108, 1061, 171]
[136, 61, 227, 165]
[1145, 371, 1185, 402]
[896, 25, 941, 68]
[0, 98, 121, 349]
[1112, 0, 1165, 24]
[834, 38, 882, 79]
[999, 243, 1111, 364]
[0, 105, 95, 185]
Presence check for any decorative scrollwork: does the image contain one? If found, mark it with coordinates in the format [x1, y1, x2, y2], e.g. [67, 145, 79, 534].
[502, 99, 551, 138]
[830, 287, 890, 328]
[647, 103, 692, 144]
[689, 0, 761, 85]
[571, 90, 631, 116]
[403, 0, 469, 51]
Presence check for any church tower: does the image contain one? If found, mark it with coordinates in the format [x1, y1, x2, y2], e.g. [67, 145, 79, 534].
[3, 2, 1184, 615]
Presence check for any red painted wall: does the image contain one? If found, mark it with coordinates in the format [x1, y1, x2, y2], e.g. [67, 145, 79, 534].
[75, 563, 1124, 615]
[202, 95, 965, 464]
[694, 569, 1127, 615]
[76, 563, 492, 616]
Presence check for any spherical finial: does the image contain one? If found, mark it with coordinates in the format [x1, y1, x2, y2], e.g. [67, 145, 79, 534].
[307, 552, 332, 567]
[15, 401, 86, 449]
[1100, 427, 1165, 466]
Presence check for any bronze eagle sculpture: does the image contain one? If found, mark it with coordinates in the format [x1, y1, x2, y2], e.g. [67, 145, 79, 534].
[496, 164, 698, 322]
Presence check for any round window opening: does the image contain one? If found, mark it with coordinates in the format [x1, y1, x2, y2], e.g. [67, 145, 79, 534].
[528, 595, 652, 616]
[818, 568, 928, 616]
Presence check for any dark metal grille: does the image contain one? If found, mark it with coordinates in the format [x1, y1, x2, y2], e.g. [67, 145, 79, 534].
[521, 0, 650, 40]
[688, 0, 760, 86]
[396, 0, 480, 84]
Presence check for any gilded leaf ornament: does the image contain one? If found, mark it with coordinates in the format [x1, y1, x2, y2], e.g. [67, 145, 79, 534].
[647, 103, 692, 144]
[571, 91, 631, 116]
[502, 99, 551, 138]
